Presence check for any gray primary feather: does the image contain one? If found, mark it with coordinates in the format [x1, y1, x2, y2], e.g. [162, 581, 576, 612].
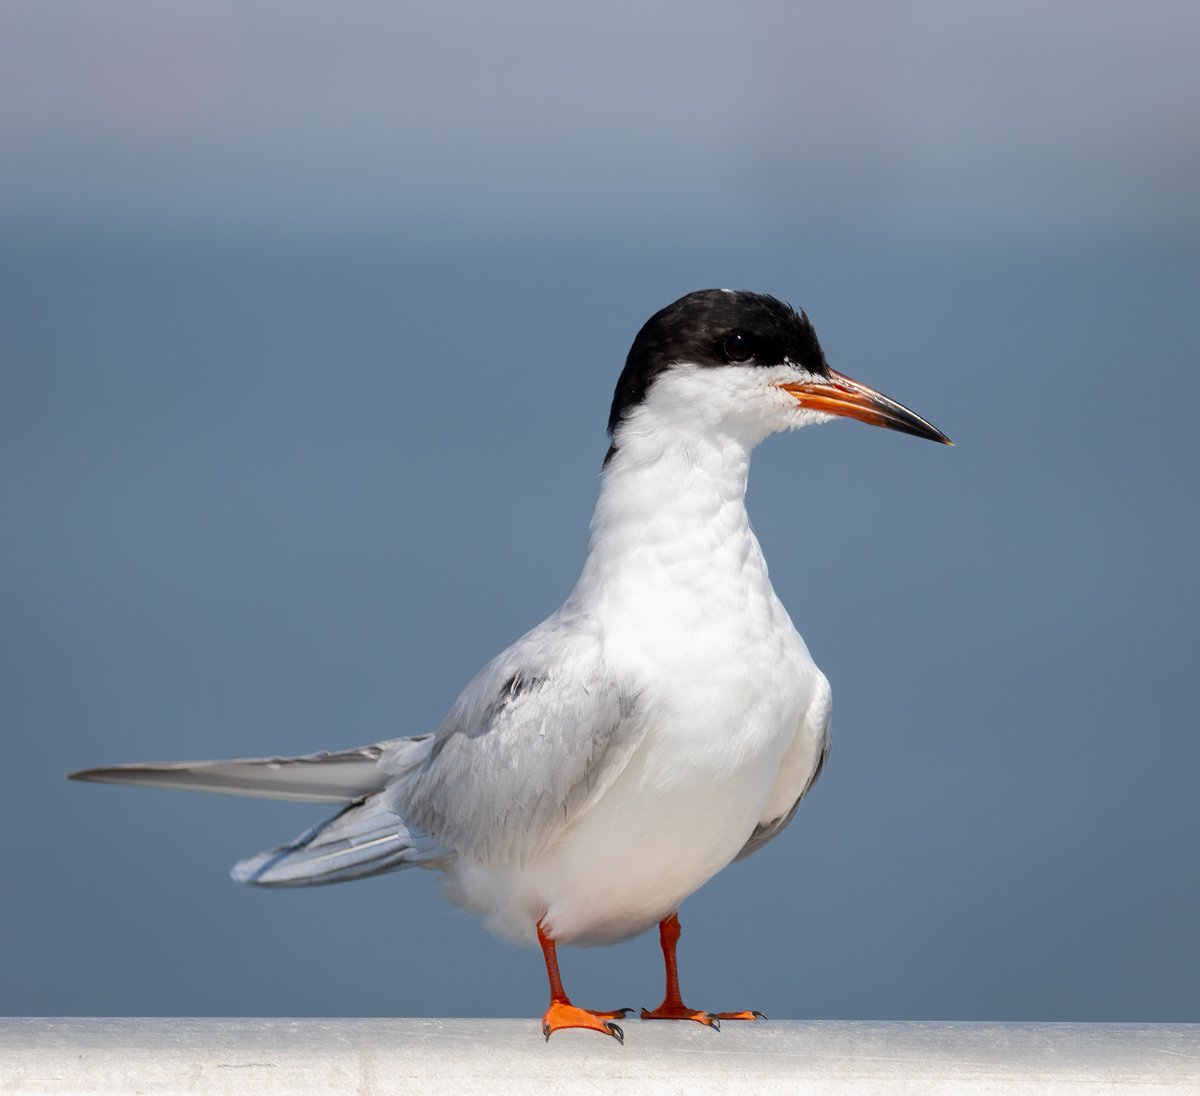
[383, 629, 643, 867]
[231, 791, 448, 887]
[68, 742, 407, 803]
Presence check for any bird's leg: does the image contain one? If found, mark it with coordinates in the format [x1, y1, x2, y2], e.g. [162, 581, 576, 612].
[639, 913, 766, 1028]
[538, 921, 629, 1042]
[639, 913, 718, 1027]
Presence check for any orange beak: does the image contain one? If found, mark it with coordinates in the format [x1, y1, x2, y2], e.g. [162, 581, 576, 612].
[778, 368, 952, 445]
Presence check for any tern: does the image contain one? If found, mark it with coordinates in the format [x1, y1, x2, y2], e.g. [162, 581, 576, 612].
[72, 289, 951, 1042]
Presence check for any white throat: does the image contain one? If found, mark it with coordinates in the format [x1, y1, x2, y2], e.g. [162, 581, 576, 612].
[567, 411, 776, 635]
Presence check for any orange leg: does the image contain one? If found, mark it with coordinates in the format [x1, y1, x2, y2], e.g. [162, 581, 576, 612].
[639, 913, 766, 1030]
[538, 921, 629, 1042]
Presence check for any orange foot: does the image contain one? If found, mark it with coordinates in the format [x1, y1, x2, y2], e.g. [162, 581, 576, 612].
[640, 1004, 767, 1030]
[542, 1001, 629, 1043]
[640, 1003, 719, 1028]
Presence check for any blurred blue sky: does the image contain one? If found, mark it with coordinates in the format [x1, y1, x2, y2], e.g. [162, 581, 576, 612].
[3, 1, 1197, 242]
[1, 2, 1198, 1024]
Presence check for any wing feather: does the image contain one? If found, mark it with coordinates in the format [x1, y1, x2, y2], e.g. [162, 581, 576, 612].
[383, 626, 641, 866]
[735, 672, 832, 861]
[231, 791, 447, 887]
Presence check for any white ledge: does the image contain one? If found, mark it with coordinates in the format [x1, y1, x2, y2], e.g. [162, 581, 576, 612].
[2, 1018, 1198, 1095]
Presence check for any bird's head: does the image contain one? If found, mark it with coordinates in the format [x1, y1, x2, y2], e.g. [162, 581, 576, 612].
[606, 289, 951, 460]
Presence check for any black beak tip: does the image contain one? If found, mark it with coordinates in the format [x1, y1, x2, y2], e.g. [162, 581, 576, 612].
[897, 418, 953, 446]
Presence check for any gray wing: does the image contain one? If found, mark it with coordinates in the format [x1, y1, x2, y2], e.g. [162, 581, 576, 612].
[735, 726, 829, 861]
[231, 790, 448, 887]
[735, 672, 833, 862]
[382, 626, 642, 867]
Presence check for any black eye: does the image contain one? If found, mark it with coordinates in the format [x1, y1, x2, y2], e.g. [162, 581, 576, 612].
[722, 331, 753, 362]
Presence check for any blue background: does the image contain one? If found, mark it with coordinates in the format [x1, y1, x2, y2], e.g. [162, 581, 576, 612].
[2, 3, 1197, 1022]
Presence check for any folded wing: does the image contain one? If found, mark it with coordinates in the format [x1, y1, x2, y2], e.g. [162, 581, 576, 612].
[384, 629, 643, 867]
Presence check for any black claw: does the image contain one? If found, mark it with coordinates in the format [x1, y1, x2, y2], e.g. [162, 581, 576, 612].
[607, 1022, 625, 1044]
[543, 1022, 551, 1042]
[639, 1007, 651, 1019]
[752, 1010, 768, 1021]
[616, 1007, 634, 1018]
[708, 1015, 721, 1032]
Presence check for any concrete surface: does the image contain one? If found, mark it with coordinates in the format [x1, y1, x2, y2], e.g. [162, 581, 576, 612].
[1, 1018, 1198, 1095]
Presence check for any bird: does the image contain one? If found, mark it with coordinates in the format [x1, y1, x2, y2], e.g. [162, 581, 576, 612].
[71, 289, 951, 1042]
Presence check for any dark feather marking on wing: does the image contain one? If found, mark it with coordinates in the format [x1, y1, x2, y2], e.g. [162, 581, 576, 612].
[427, 672, 545, 766]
